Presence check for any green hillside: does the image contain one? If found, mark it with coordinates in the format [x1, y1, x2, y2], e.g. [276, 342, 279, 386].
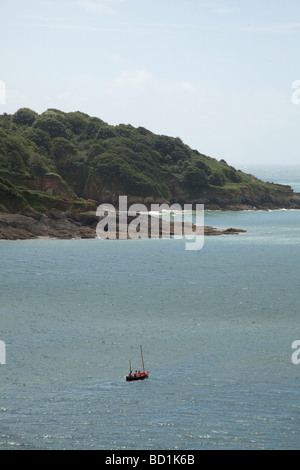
[0, 107, 297, 213]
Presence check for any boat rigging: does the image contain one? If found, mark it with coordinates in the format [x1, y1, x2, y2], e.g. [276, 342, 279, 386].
[126, 345, 149, 381]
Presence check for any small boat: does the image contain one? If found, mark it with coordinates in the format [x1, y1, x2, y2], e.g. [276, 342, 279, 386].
[126, 371, 149, 382]
[126, 345, 149, 382]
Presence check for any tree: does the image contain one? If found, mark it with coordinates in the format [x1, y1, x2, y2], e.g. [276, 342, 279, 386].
[224, 167, 241, 183]
[8, 151, 27, 173]
[209, 171, 225, 186]
[183, 164, 209, 195]
[96, 125, 116, 140]
[52, 137, 78, 163]
[194, 158, 212, 176]
[28, 153, 49, 175]
[3, 133, 30, 170]
[66, 112, 89, 135]
[12, 108, 38, 126]
[34, 117, 67, 139]
[25, 128, 52, 153]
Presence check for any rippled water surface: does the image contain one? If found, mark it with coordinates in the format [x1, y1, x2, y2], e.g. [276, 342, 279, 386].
[0, 168, 300, 449]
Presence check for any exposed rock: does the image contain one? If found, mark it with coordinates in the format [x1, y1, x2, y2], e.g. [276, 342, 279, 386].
[0, 211, 246, 240]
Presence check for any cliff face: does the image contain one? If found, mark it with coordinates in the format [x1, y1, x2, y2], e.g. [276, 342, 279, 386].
[0, 172, 95, 214]
[81, 172, 299, 210]
[200, 184, 300, 210]
[23, 174, 75, 198]
[0, 107, 299, 215]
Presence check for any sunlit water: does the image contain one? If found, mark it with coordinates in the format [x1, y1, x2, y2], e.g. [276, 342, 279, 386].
[0, 167, 299, 450]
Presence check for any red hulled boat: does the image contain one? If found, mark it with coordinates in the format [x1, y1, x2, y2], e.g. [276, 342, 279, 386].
[126, 345, 149, 382]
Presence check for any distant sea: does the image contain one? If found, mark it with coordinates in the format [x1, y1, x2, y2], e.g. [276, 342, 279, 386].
[0, 165, 299, 450]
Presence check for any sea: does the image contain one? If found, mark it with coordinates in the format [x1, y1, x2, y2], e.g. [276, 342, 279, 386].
[0, 165, 299, 450]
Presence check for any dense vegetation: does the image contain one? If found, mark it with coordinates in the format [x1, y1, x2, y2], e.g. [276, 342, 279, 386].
[0, 108, 294, 213]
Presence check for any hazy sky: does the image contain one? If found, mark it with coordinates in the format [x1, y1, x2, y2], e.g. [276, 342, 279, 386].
[1, 0, 300, 166]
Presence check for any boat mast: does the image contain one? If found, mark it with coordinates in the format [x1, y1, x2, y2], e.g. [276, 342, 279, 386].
[140, 345, 145, 373]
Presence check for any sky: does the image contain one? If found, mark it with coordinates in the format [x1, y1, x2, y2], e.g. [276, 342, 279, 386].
[1, 0, 300, 166]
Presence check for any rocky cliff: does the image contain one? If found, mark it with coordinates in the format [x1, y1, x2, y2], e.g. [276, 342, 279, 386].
[0, 108, 299, 240]
[0, 211, 246, 240]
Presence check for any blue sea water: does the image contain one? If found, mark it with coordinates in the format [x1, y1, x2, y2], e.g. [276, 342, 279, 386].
[0, 166, 299, 450]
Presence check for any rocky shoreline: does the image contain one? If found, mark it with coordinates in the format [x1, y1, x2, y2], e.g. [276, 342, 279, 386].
[0, 211, 247, 240]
